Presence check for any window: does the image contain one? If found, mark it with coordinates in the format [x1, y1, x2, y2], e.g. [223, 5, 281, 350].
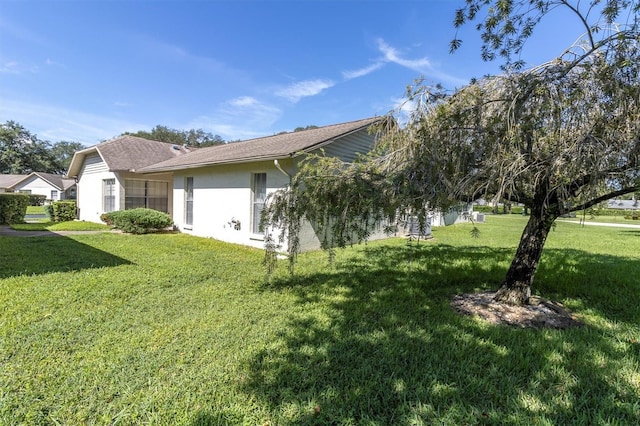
[103, 179, 116, 212]
[185, 177, 194, 226]
[124, 180, 168, 213]
[51, 190, 58, 201]
[252, 173, 267, 234]
[18, 190, 31, 194]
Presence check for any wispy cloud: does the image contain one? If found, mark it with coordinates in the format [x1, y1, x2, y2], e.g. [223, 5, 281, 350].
[0, 61, 38, 74]
[0, 98, 148, 144]
[0, 17, 52, 48]
[274, 79, 335, 103]
[187, 96, 282, 140]
[376, 38, 432, 73]
[342, 62, 385, 80]
[133, 34, 250, 81]
[375, 38, 469, 87]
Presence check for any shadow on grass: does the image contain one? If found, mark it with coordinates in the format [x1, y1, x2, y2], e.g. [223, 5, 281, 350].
[229, 243, 640, 424]
[0, 235, 131, 278]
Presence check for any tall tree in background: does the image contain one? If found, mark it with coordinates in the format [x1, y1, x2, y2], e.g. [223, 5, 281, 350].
[0, 121, 63, 174]
[50, 141, 85, 171]
[262, 0, 640, 306]
[124, 125, 225, 148]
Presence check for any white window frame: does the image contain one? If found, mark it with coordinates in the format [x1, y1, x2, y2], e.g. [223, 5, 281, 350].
[252, 173, 267, 235]
[185, 177, 194, 228]
[124, 179, 169, 213]
[103, 178, 116, 212]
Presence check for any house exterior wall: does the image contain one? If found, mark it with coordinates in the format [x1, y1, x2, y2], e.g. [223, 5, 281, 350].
[77, 155, 176, 223]
[171, 160, 292, 250]
[13, 175, 63, 200]
[77, 154, 118, 223]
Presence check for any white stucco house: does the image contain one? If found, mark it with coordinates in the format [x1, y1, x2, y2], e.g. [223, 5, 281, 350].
[67, 117, 396, 250]
[66, 135, 191, 224]
[0, 172, 76, 201]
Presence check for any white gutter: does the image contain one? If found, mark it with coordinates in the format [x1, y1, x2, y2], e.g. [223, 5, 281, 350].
[274, 159, 291, 179]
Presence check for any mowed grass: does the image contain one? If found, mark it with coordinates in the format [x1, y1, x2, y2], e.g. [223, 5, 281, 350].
[10, 221, 111, 232]
[1, 216, 639, 425]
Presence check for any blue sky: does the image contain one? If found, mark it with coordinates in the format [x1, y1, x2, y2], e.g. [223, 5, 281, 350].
[1, 0, 584, 146]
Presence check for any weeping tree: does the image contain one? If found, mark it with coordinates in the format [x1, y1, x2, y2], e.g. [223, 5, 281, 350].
[262, 0, 640, 306]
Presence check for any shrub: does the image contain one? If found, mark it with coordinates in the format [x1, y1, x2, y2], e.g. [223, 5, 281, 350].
[44, 204, 54, 219]
[28, 194, 47, 206]
[0, 193, 29, 224]
[100, 208, 173, 234]
[51, 201, 76, 222]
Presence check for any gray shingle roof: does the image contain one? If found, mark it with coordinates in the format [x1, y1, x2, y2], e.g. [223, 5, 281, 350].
[140, 117, 383, 172]
[33, 172, 76, 191]
[97, 135, 191, 171]
[67, 135, 191, 177]
[0, 174, 27, 189]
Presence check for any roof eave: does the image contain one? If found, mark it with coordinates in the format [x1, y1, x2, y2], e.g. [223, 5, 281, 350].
[139, 154, 294, 173]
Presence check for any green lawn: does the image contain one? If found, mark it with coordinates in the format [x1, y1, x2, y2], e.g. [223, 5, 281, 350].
[1, 216, 639, 424]
[10, 220, 111, 232]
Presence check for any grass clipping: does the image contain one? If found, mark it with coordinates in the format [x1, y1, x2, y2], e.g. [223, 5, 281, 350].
[451, 291, 584, 329]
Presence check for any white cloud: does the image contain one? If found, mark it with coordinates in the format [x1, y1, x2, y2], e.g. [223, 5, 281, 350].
[0, 61, 38, 74]
[0, 98, 147, 144]
[376, 38, 469, 88]
[342, 62, 385, 80]
[274, 79, 335, 103]
[377, 38, 432, 73]
[187, 96, 282, 140]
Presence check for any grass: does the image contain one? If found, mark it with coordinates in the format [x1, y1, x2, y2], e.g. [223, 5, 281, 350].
[10, 221, 111, 231]
[1, 216, 639, 425]
[26, 206, 46, 215]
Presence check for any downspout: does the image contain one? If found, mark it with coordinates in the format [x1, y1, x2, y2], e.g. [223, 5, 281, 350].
[274, 159, 291, 182]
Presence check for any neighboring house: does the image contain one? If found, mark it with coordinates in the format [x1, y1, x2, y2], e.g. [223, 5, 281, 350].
[66, 135, 191, 223]
[67, 117, 395, 251]
[0, 174, 26, 193]
[12, 172, 77, 201]
[607, 199, 639, 210]
[0, 172, 76, 201]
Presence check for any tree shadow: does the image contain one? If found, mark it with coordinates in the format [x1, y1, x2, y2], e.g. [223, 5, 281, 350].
[236, 243, 640, 424]
[0, 235, 131, 278]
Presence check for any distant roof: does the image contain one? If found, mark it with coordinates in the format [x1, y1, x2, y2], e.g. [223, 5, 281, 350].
[67, 135, 191, 177]
[141, 116, 385, 173]
[607, 199, 640, 209]
[0, 174, 27, 189]
[30, 172, 76, 191]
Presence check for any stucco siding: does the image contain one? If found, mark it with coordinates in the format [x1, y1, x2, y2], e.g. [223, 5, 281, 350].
[77, 155, 119, 223]
[13, 176, 58, 199]
[172, 160, 291, 249]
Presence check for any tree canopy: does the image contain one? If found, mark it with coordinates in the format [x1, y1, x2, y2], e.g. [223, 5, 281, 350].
[262, 0, 640, 306]
[124, 125, 226, 148]
[0, 121, 65, 174]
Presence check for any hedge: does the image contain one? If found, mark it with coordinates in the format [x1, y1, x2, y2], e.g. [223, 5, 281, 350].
[0, 193, 29, 224]
[28, 194, 47, 206]
[51, 201, 77, 222]
[100, 208, 173, 234]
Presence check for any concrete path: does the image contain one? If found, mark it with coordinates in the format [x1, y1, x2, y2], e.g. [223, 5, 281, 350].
[557, 220, 640, 229]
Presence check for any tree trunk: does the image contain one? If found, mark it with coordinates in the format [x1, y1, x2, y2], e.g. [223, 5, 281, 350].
[493, 209, 557, 305]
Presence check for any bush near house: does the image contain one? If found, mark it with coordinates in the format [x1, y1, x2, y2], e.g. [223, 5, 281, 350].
[49, 201, 76, 222]
[101, 208, 173, 234]
[0, 193, 29, 224]
[27, 194, 47, 206]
